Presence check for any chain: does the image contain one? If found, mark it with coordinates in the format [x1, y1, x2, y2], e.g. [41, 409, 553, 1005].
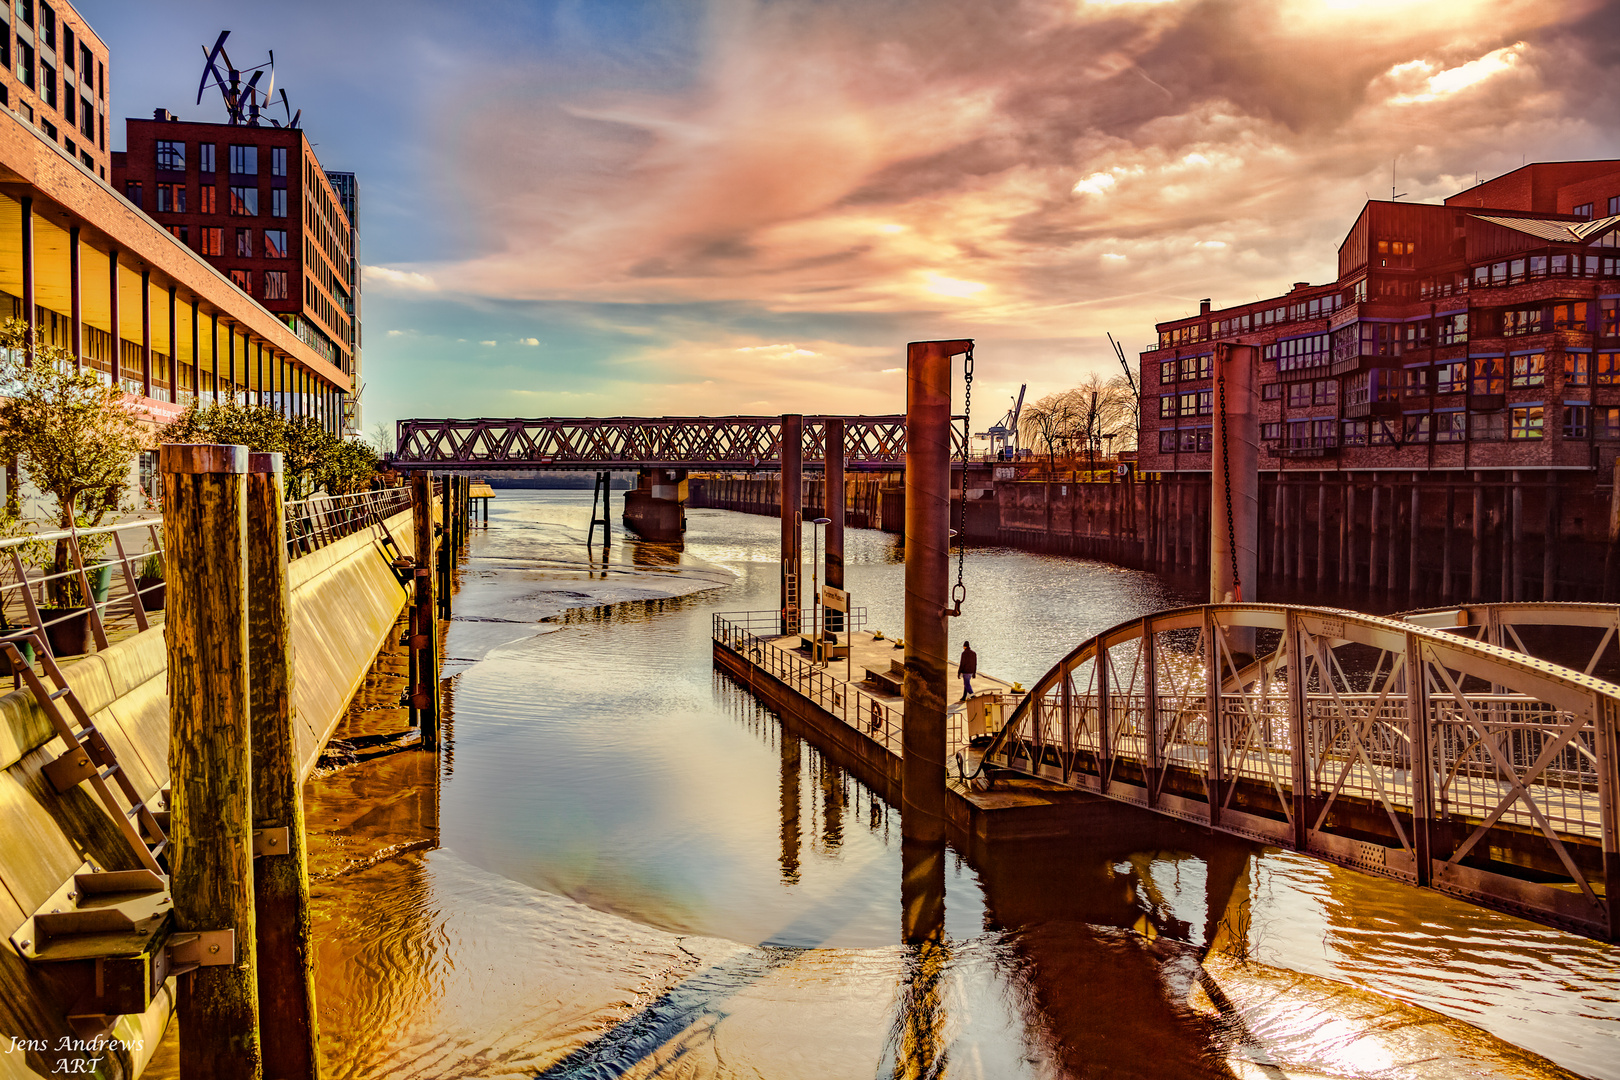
[1216, 347, 1242, 602]
[951, 347, 973, 615]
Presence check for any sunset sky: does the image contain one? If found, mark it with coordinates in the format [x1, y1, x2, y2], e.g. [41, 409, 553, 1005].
[81, 0, 1620, 436]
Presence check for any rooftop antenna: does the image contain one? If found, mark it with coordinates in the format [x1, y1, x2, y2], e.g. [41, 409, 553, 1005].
[1391, 159, 1407, 201]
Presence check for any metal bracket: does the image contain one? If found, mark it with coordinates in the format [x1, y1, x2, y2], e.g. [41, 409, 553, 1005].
[252, 827, 291, 857]
[167, 928, 235, 969]
[42, 731, 113, 793]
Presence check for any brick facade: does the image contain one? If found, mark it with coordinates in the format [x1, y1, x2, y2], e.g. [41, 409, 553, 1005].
[0, 0, 110, 180]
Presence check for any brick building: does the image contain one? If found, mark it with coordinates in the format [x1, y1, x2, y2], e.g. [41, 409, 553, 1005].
[112, 113, 358, 412]
[0, 0, 109, 179]
[1139, 160, 1620, 477]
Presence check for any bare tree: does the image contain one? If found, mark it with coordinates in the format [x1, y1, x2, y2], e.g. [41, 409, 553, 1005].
[1021, 375, 1138, 475]
[1021, 392, 1081, 476]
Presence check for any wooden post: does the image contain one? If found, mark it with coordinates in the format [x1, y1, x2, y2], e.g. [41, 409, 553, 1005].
[1511, 470, 1525, 602]
[1339, 479, 1352, 589]
[438, 475, 452, 620]
[1315, 474, 1327, 591]
[245, 453, 318, 1080]
[1442, 481, 1455, 602]
[161, 443, 262, 1078]
[1471, 472, 1485, 601]
[1544, 471, 1559, 601]
[1368, 478, 1381, 592]
[411, 472, 440, 749]
[1409, 476, 1422, 604]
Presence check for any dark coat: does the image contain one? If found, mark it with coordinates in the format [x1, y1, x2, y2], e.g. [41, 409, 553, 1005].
[959, 646, 978, 677]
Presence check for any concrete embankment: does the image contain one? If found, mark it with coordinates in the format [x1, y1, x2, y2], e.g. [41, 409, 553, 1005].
[0, 508, 415, 1080]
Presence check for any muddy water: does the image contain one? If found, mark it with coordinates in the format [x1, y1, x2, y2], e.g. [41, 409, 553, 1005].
[148, 490, 1620, 1079]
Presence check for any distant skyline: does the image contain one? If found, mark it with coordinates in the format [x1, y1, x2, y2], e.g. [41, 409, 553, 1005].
[79, 0, 1620, 436]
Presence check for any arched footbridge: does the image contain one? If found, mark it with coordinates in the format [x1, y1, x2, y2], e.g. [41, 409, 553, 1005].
[392, 415, 967, 471]
[978, 602, 1620, 941]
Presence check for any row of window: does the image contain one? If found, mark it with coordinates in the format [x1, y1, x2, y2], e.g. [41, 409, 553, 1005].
[163, 224, 289, 260]
[1573, 199, 1620, 219]
[1158, 353, 1212, 385]
[225, 268, 289, 302]
[126, 181, 289, 219]
[1266, 332, 1332, 372]
[4, 2, 105, 152]
[155, 140, 289, 178]
[1155, 403, 1620, 453]
[1258, 379, 1337, 407]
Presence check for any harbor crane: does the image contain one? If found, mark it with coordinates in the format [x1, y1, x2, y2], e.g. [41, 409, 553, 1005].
[981, 384, 1026, 459]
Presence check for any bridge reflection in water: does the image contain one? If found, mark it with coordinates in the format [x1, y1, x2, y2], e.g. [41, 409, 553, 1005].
[981, 601, 1620, 942]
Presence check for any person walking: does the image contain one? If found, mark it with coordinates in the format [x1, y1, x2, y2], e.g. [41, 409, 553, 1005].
[959, 641, 978, 701]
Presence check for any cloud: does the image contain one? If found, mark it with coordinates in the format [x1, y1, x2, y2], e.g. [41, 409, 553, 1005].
[520, 337, 540, 346]
[364, 265, 439, 292]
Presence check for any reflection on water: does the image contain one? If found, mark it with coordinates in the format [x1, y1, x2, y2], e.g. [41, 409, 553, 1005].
[145, 491, 1619, 1079]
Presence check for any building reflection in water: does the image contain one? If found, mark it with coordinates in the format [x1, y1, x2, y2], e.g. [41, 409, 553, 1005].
[779, 731, 801, 884]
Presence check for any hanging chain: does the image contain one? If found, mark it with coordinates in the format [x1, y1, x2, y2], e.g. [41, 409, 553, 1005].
[951, 347, 973, 616]
[1216, 347, 1242, 602]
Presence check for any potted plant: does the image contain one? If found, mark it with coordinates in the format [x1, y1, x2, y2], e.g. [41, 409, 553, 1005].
[136, 552, 165, 611]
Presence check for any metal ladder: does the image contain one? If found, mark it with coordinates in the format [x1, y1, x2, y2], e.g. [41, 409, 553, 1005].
[2, 633, 167, 874]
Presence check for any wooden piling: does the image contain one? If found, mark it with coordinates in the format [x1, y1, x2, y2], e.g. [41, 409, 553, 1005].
[1340, 480, 1353, 589]
[412, 472, 441, 749]
[1545, 471, 1559, 601]
[1471, 473, 1485, 601]
[1442, 482, 1455, 602]
[438, 475, 453, 620]
[1408, 477, 1421, 604]
[245, 453, 319, 1080]
[1368, 479, 1381, 592]
[1315, 476, 1327, 591]
[1511, 470, 1525, 602]
[161, 442, 262, 1079]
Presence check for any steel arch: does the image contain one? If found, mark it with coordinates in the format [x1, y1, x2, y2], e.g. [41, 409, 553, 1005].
[981, 603, 1620, 941]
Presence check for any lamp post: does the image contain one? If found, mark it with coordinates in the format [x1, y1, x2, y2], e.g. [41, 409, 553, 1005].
[811, 516, 831, 663]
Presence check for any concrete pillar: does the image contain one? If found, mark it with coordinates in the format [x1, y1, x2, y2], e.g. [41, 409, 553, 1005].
[69, 224, 81, 371]
[140, 269, 152, 398]
[227, 323, 236, 405]
[1210, 344, 1258, 604]
[108, 248, 120, 384]
[825, 417, 845, 633]
[211, 311, 220, 404]
[168, 285, 178, 403]
[622, 467, 686, 543]
[781, 414, 803, 635]
[191, 302, 201, 404]
[19, 196, 33, 363]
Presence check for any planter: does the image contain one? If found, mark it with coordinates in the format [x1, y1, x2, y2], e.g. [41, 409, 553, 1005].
[89, 564, 113, 604]
[0, 637, 34, 674]
[39, 607, 90, 657]
[136, 576, 166, 612]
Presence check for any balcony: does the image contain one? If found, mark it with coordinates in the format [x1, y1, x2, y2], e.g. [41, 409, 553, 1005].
[1329, 350, 1406, 378]
[1273, 441, 1339, 459]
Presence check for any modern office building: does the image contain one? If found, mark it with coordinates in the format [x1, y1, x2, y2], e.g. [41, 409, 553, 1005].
[0, 1, 351, 436]
[0, 0, 110, 180]
[1138, 160, 1620, 478]
[113, 113, 358, 406]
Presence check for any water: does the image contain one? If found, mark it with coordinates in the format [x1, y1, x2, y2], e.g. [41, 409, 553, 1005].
[155, 490, 1620, 1078]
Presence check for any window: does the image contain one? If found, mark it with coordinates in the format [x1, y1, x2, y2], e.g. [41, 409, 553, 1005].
[79, 98, 92, 138]
[1287, 383, 1312, 408]
[1565, 352, 1590, 386]
[230, 145, 257, 175]
[1370, 419, 1398, 445]
[1434, 360, 1467, 394]
[1434, 411, 1466, 443]
[1261, 383, 1281, 401]
[1404, 414, 1431, 444]
[199, 143, 216, 173]
[79, 44, 91, 91]
[1179, 354, 1211, 381]
[1574, 203, 1594, 219]
[1159, 361, 1177, 385]
[124, 181, 142, 209]
[1511, 352, 1546, 387]
[229, 269, 251, 293]
[63, 91, 74, 125]
[39, 118, 55, 141]
[1178, 392, 1198, 417]
[271, 189, 287, 218]
[40, 64, 56, 109]
[1158, 430, 1177, 453]
[1601, 408, 1620, 439]
[1565, 404, 1590, 439]
[1314, 379, 1336, 406]
[156, 140, 185, 171]
[1178, 429, 1198, 453]
[263, 229, 287, 258]
[270, 147, 287, 177]
[199, 227, 224, 256]
[17, 40, 34, 88]
[235, 228, 253, 257]
[1261, 422, 1281, 442]
[1342, 420, 1369, 447]
[1510, 404, 1544, 439]
[17, 0, 33, 27]
[1470, 356, 1505, 396]
[229, 186, 259, 216]
[263, 271, 288, 301]
[1553, 302, 1589, 332]
[1502, 308, 1543, 337]
[38, 2, 53, 48]
[1159, 396, 1176, 419]
[1404, 321, 1431, 351]
[166, 225, 189, 245]
[1601, 298, 1619, 337]
[1472, 411, 1506, 440]
[1436, 312, 1468, 346]
[1264, 332, 1333, 372]
[1598, 352, 1620, 387]
[199, 186, 216, 214]
[1405, 367, 1429, 396]
[155, 183, 185, 213]
[1610, 196, 1620, 217]
[63, 27, 72, 66]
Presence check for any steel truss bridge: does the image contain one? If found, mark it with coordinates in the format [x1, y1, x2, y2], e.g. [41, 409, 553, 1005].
[980, 601, 1620, 941]
[391, 415, 967, 471]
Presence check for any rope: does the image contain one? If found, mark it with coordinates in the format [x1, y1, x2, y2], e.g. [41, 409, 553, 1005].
[1217, 350, 1243, 602]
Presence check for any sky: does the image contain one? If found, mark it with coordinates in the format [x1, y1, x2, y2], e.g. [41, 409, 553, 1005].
[77, 0, 1620, 439]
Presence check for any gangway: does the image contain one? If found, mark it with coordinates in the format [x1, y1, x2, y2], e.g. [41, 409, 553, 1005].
[978, 602, 1620, 942]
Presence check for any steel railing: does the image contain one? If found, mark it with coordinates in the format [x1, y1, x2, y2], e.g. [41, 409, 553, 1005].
[284, 486, 413, 560]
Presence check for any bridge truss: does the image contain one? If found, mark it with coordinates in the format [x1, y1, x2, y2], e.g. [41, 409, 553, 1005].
[979, 602, 1620, 941]
[392, 415, 967, 471]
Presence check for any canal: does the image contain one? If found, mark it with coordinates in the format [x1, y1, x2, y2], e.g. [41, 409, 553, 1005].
[178, 491, 1620, 1077]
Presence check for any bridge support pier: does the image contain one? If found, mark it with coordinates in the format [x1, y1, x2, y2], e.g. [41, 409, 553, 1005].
[825, 418, 844, 634]
[622, 468, 687, 544]
[780, 415, 803, 635]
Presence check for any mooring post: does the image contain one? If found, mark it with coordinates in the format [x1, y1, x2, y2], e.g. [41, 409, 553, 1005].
[902, 338, 971, 944]
[245, 452, 319, 1080]
[412, 471, 441, 750]
[1210, 343, 1258, 656]
[438, 474, 453, 620]
[825, 418, 845, 635]
[780, 414, 803, 636]
[1471, 472, 1485, 601]
[161, 442, 262, 1078]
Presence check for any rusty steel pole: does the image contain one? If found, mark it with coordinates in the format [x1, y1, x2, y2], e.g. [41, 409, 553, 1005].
[780, 414, 803, 636]
[902, 338, 971, 944]
[825, 418, 845, 634]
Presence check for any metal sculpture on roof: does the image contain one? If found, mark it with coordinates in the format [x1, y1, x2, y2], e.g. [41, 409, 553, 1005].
[196, 31, 300, 128]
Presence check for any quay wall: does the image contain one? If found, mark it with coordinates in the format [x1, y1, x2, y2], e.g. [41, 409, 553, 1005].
[0, 508, 415, 1079]
[690, 467, 1620, 605]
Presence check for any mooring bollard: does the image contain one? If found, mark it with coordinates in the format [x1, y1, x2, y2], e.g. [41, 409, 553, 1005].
[161, 442, 263, 1078]
[412, 471, 441, 749]
[245, 452, 319, 1080]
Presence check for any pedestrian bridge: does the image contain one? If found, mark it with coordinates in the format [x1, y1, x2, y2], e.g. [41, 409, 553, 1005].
[392, 415, 965, 471]
[977, 601, 1620, 941]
